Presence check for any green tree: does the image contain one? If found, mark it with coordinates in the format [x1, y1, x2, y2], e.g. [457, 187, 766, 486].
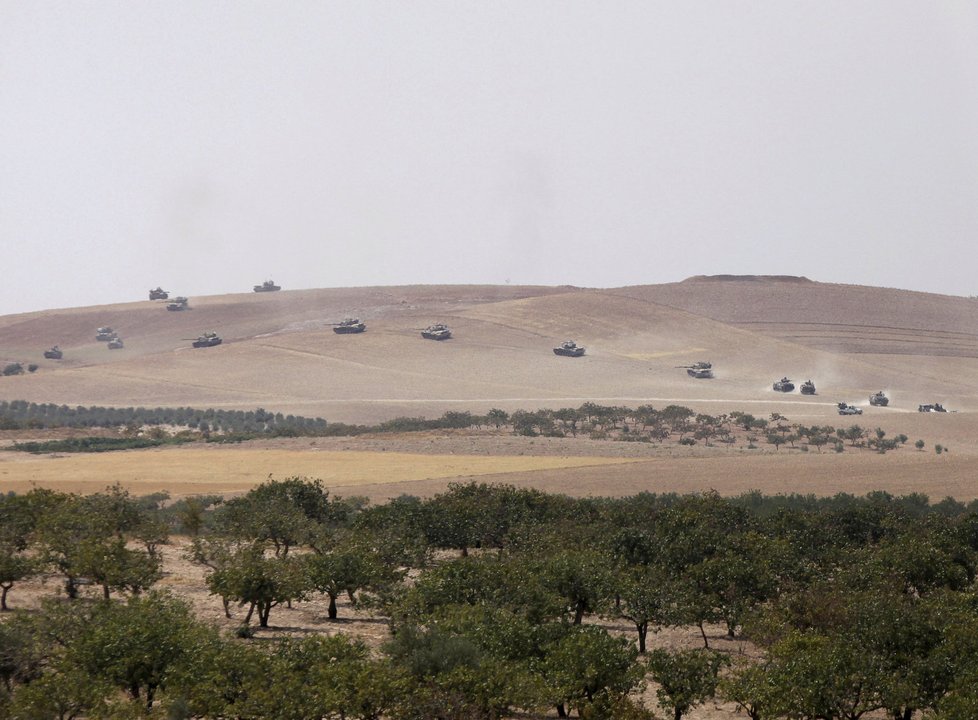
[646, 648, 727, 720]
[541, 626, 643, 718]
[64, 592, 208, 709]
[215, 476, 340, 557]
[543, 549, 615, 624]
[206, 545, 307, 628]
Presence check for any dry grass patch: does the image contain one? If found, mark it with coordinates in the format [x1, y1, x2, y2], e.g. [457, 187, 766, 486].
[0, 446, 643, 496]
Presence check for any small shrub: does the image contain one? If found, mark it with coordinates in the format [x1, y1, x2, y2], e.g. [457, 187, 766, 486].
[679, 437, 696, 446]
[235, 623, 255, 639]
[27, 364, 38, 373]
[936, 444, 944, 455]
[915, 439, 925, 451]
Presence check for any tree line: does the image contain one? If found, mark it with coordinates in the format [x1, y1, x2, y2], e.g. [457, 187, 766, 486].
[4, 480, 978, 718]
[1, 400, 939, 456]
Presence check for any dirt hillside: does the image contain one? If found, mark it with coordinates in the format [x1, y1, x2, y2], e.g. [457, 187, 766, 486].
[2, 278, 976, 424]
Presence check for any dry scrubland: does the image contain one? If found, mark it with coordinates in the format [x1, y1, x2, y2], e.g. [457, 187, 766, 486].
[1, 276, 978, 500]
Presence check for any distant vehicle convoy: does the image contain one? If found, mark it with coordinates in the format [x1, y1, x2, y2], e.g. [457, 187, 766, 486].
[75, 290, 942, 409]
[553, 340, 586, 357]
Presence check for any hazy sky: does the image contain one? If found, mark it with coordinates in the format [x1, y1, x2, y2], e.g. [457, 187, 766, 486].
[2, 2, 978, 315]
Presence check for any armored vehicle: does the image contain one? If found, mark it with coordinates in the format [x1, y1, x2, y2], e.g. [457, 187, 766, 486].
[192, 332, 222, 348]
[254, 280, 281, 293]
[107, 337, 124, 350]
[800, 380, 817, 395]
[167, 297, 189, 311]
[773, 377, 795, 392]
[918, 403, 947, 413]
[96, 327, 116, 342]
[43, 346, 63, 360]
[149, 287, 169, 300]
[677, 361, 713, 378]
[837, 402, 862, 415]
[553, 340, 586, 357]
[869, 391, 889, 407]
[421, 324, 452, 340]
[332, 318, 366, 334]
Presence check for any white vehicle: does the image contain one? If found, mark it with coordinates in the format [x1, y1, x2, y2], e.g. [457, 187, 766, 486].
[837, 402, 862, 416]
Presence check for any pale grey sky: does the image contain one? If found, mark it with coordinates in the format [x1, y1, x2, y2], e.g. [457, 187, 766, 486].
[2, 2, 977, 315]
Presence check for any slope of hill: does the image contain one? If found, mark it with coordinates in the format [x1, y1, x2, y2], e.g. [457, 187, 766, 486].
[615, 275, 978, 357]
[1, 280, 977, 425]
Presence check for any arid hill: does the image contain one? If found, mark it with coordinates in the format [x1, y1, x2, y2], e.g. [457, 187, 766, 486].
[1, 278, 977, 426]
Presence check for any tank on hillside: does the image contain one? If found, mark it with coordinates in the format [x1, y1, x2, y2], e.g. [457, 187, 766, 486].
[192, 331, 222, 348]
[553, 340, 586, 357]
[800, 379, 817, 395]
[107, 337, 124, 350]
[149, 287, 169, 300]
[676, 361, 713, 379]
[166, 297, 189, 311]
[421, 324, 452, 340]
[773, 377, 795, 392]
[253, 280, 281, 292]
[869, 391, 889, 407]
[43, 346, 63, 360]
[95, 327, 116, 342]
[332, 318, 366, 334]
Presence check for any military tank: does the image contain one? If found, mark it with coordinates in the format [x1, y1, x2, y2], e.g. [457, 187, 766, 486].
[332, 318, 366, 334]
[43, 346, 63, 360]
[800, 380, 817, 395]
[773, 377, 795, 392]
[869, 391, 889, 407]
[167, 297, 189, 311]
[107, 337, 124, 350]
[149, 287, 169, 300]
[677, 361, 713, 379]
[553, 340, 586, 357]
[253, 280, 281, 293]
[192, 332, 222, 348]
[421, 324, 452, 340]
[96, 327, 116, 342]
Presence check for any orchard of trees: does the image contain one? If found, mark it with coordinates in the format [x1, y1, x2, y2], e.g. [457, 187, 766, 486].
[4, 480, 978, 718]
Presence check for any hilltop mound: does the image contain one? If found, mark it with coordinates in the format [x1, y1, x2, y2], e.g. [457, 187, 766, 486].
[617, 278, 978, 357]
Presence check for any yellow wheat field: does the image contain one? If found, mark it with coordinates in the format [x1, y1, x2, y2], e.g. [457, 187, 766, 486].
[0, 446, 643, 498]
